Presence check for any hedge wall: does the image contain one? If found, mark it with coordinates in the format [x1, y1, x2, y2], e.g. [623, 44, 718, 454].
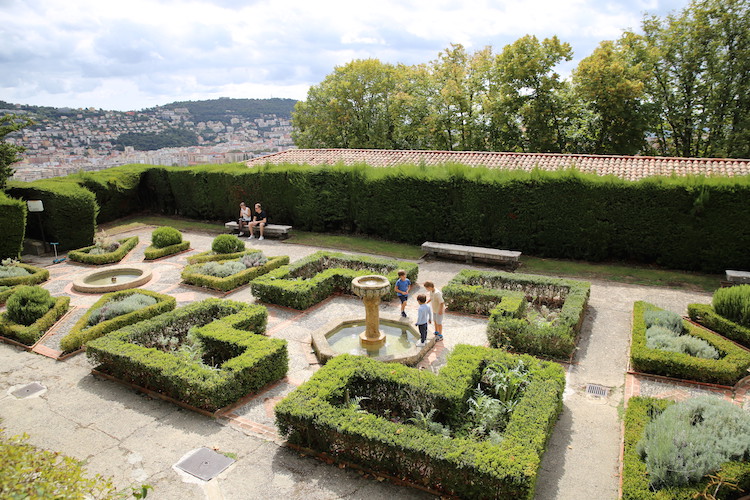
[275, 345, 565, 499]
[0, 295, 70, 346]
[623, 397, 750, 499]
[7, 179, 97, 251]
[631, 301, 750, 385]
[0, 192, 26, 259]
[688, 303, 750, 349]
[3, 162, 748, 273]
[86, 299, 287, 412]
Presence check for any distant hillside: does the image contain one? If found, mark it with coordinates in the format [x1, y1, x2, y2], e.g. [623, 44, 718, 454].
[159, 98, 296, 124]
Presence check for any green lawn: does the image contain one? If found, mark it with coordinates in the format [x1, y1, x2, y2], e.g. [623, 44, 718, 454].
[100, 217, 719, 292]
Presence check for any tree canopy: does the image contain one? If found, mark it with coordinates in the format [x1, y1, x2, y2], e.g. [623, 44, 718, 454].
[293, 0, 750, 158]
[0, 114, 34, 190]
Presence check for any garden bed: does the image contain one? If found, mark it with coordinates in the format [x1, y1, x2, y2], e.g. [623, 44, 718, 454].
[443, 269, 590, 360]
[0, 263, 50, 287]
[623, 396, 750, 499]
[250, 251, 419, 310]
[181, 255, 289, 292]
[143, 240, 191, 260]
[631, 301, 750, 386]
[186, 248, 259, 265]
[86, 298, 288, 412]
[59, 289, 176, 353]
[689, 303, 750, 349]
[275, 344, 564, 499]
[0, 295, 70, 346]
[68, 236, 139, 265]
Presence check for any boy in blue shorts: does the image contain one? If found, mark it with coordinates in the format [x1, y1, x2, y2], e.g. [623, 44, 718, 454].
[395, 269, 411, 318]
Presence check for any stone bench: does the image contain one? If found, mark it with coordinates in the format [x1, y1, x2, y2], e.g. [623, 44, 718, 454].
[224, 221, 293, 239]
[724, 270, 750, 286]
[421, 241, 521, 268]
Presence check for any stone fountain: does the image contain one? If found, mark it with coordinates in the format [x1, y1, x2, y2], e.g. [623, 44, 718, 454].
[351, 274, 391, 345]
[310, 274, 436, 366]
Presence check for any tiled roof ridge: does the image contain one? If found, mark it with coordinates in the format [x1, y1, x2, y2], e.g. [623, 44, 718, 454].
[254, 148, 750, 163]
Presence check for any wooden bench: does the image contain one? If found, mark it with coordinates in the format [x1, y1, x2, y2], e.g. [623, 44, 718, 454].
[421, 241, 521, 268]
[224, 221, 293, 239]
[724, 270, 750, 287]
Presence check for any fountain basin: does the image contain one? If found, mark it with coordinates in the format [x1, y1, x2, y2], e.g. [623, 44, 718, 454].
[351, 274, 391, 299]
[312, 317, 436, 366]
[72, 264, 152, 293]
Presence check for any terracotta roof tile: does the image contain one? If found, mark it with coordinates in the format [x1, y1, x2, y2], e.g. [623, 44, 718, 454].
[246, 149, 750, 182]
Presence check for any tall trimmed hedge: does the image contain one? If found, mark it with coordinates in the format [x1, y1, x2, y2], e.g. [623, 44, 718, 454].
[3, 162, 749, 272]
[7, 179, 97, 251]
[0, 192, 26, 259]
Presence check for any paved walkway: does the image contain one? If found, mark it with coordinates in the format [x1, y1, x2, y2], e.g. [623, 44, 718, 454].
[0, 228, 715, 499]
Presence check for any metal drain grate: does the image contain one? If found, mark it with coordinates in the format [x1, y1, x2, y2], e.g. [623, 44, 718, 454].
[585, 383, 609, 398]
[11, 382, 46, 399]
[175, 448, 234, 481]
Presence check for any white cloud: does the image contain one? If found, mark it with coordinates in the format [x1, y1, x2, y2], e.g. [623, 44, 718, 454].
[0, 0, 690, 110]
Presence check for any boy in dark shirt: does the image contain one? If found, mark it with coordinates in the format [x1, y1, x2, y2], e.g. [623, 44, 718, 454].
[248, 203, 268, 240]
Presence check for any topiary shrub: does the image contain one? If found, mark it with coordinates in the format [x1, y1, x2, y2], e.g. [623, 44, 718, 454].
[636, 396, 750, 490]
[713, 284, 750, 328]
[151, 226, 182, 249]
[211, 234, 245, 254]
[6, 285, 55, 326]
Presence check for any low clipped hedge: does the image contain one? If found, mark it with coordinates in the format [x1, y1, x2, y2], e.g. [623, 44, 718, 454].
[623, 396, 750, 499]
[0, 264, 49, 287]
[0, 295, 70, 346]
[181, 255, 289, 292]
[444, 269, 590, 359]
[186, 248, 259, 265]
[275, 344, 565, 499]
[631, 301, 750, 385]
[251, 251, 419, 310]
[86, 299, 288, 411]
[59, 289, 176, 353]
[689, 303, 750, 349]
[68, 236, 139, 265]
[143, 240, 190, 260]
[0, 286, 18, 305]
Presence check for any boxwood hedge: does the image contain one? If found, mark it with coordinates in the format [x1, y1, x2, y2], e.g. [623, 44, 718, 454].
[59, 289, 176, 353]
[444, 269, 590, 359]
[186, 248, 259, 265]
[275, 344, 565, 499]
[68, 236, 139, 265]
[688, 303, 750, 349]
[631, 301, 750, 385]
[623, 396, 750, 499]
[143, 240, 190, 260]
[250, 250, 419, 310]
[0, 263, 49, 287]
[0, 294, 70, 346]
[85, 299, 287, 412]
[0, 286, 18, 305]
[181, 255, 289, 292]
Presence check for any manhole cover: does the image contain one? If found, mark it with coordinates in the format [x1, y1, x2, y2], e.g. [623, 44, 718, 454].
[174, 447, 234, 481]
[585, 383, 609, 398]
[11, 382, 46, 399]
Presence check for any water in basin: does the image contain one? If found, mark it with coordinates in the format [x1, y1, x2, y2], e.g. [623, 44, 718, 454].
[326, 321, 417, 357]
[359, 278, 387, 286]
[84, 270, 143, 286]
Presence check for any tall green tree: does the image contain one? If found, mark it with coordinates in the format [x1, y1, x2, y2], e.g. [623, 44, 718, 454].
[571, 38, 650, 154]
[635, 0, 750, 157]
[292, 59, 401, 149]
[495, 35, 573, 152]
[0, 114, 34, 190]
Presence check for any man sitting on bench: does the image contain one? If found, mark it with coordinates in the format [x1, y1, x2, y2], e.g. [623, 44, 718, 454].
[247, 203, 267, 240]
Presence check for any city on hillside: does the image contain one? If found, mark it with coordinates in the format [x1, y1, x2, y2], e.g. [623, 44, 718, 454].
[0, 98, 297, 182]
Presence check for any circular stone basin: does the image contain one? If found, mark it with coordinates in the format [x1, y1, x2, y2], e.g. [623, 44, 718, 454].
[327, 320, 416, 357]
[72, 264, 152, 293]
[351, 274, 391, 299]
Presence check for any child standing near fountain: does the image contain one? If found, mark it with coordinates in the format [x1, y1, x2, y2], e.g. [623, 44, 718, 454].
[423, 281, 444, 341]
[415, 294, 431, 347]
[394, 270, 411, 318]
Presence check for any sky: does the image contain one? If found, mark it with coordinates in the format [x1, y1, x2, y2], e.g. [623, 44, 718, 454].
[1, 0, 690, 112]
